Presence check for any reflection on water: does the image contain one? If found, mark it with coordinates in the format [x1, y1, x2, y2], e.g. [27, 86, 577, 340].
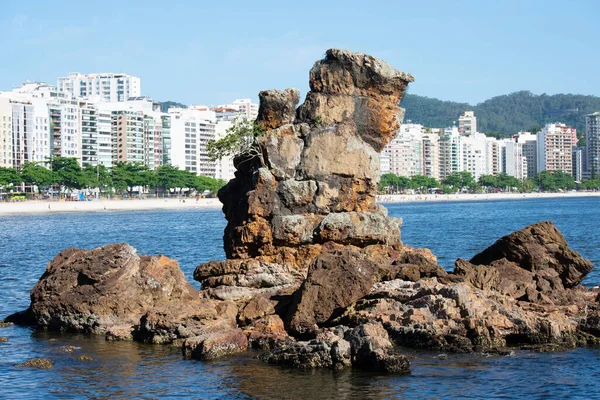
[2, 199, 600, 398]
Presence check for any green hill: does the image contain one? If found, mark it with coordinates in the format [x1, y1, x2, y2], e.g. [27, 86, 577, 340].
[401, 91, 600, 137]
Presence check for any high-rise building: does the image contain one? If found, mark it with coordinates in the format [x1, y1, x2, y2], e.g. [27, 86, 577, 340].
[169, 107, 216, 176]
[421, 129, 441, 180]
[80, 102, 98, 167]
[536, 123, 577, 174]
[439, 127, 463, 180]
[381, 123, 423, 177]
[216, 99, 259, 121]
[0, 98, 12, 167]
[485, 137, 503, 176]
[585, 112, 600, 178]
[113, 110, 144, 165]
[504, 140, 527, 180]
[461, 133, 488, 180]
[97, 109, 113, 168]
[572, 146, 584, 182]
[57, 73, 141, 103]
[516, 132, 537, 178]
[458, 111, 477, 136]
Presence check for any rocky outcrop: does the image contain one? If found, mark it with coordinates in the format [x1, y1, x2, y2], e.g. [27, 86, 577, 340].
[6, 50, 600, 376]
[469, 221, 593, 288]
[11, 244, 197, 334]
[195, 49, 415, 307]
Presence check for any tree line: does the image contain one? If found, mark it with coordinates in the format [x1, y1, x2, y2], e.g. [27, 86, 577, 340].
[0, 158, 226, 198]
[380, 170, 599, 194]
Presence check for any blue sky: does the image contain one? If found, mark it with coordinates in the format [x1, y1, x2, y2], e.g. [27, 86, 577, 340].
[1, 0, 598, 106]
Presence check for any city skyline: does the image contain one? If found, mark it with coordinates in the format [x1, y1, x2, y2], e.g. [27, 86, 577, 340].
[1, 0, 599, 106]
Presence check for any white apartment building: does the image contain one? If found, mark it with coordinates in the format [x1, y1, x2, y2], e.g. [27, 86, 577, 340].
[572, 146, 584, 182]
[537, 123, 577, 174]
[97, 98, 170, 170]
[0, 98, 12, 167]
[57, 73, 141, 103]
[97, 109, 113, 168]
[485, 137, 503, 176]
[504, 139, 527, 180]
[459, 111, 477, 136]
[585, 112, 600, 178]
[461, 132, 488, 180]
[516, 132, 537, 178]
[422, 129, 441, 180]
[216, 99, 258, 121]
[439, 127, 463, 180]
[213, 120, 235, 181]
[80, 102, 98, 166]
[382, 123, 423, 177]
[169, 107, 216, 176]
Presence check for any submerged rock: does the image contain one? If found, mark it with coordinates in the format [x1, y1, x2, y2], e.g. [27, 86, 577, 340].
[15, 358, 54, 369]
[0, 336, 8, 342]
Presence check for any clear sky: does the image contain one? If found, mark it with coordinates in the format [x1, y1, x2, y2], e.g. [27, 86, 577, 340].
[1, 0, 598, 106]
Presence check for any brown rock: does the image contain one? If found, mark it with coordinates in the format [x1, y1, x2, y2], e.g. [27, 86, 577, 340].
[238, 296, 277, 325]
[138, 299, 238, 344]
[216, 48, 413, 263]
[316, 212, 402, 246]
[285, 248, 379, 337]
[469, 221, 593, 288]
[21, 244, 197, 334]
[256, 88, 300, 130]
[15, 358, 54, 369]
[0, 336, 7, 342]
[182, 329, 249, 360]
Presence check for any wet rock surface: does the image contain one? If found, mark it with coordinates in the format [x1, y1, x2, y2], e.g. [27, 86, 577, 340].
[5, 50, 600, 375]
[15, 358, 54, 369]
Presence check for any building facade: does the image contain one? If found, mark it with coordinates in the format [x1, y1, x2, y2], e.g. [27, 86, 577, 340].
[585, 112, 600, 178]
[536, 123, 577, 174]
[459, 111, 477, 136]
[57, 73, 141, 103]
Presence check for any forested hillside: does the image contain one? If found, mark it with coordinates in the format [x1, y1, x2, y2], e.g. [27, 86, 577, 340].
[402, 91, 600, 136]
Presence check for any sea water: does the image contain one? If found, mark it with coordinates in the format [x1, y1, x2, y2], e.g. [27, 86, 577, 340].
[1, 197, 599, 399]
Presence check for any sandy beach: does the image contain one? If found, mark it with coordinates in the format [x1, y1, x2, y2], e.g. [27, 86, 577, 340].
[0, 197, 222, 215]
[1, 192, 599, 215]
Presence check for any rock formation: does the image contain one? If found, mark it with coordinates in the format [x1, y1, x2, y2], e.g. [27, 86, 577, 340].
[5, 49, 600, 374]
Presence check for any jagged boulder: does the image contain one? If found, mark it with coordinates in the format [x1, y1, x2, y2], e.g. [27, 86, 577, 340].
[285, 248, 380, 338]
[469, 221, 593, 288]
[10, 244, 197, 334]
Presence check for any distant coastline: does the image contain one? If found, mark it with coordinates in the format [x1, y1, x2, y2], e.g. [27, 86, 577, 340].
[377, 191, 600, 203]
[0, 192, 599, 215]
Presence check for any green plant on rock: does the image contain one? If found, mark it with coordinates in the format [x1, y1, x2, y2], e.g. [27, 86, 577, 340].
[315, 115, 323, 127]
[207, 117, 265, 166]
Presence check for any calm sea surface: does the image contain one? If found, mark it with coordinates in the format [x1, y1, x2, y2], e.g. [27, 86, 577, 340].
[1, 197, 600, 399]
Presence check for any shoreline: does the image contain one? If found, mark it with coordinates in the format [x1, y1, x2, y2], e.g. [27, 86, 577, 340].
[377, 191, 600, 203]
[0, 198, 222, 215]
[0, 192, 598, 215]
